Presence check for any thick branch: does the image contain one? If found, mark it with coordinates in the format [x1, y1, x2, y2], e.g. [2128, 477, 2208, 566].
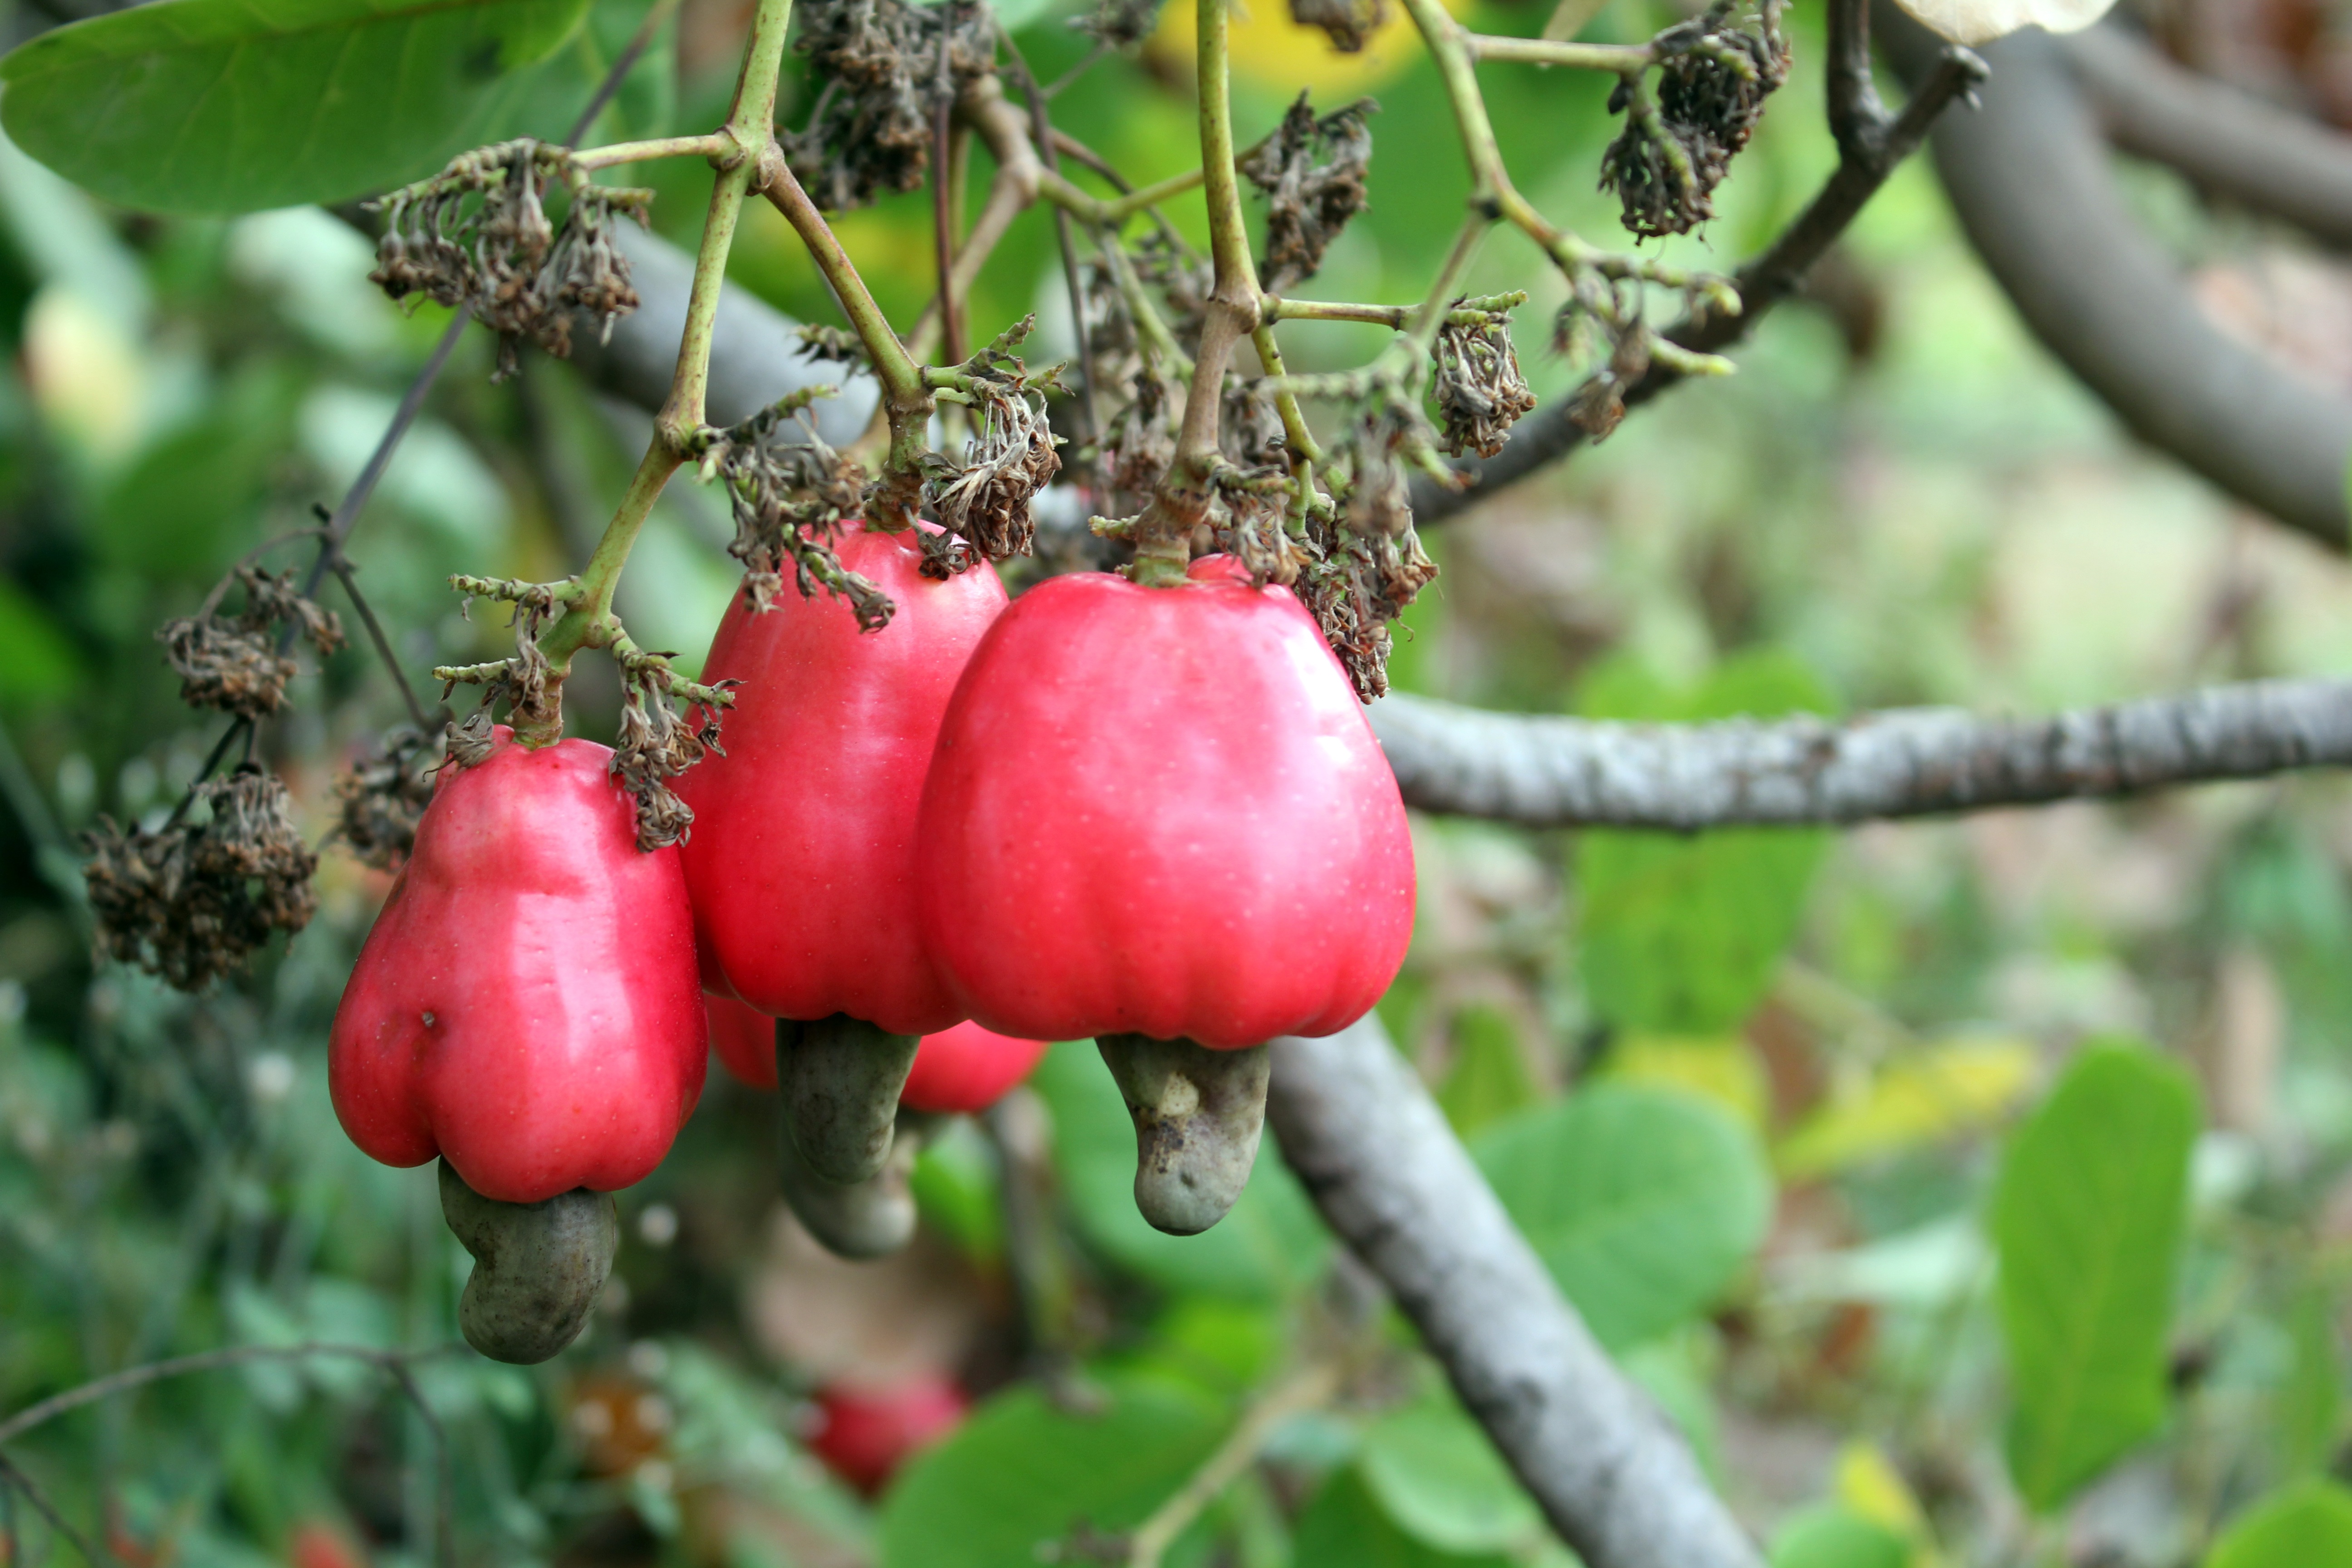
[1411, 12, 1985, 525]
[1269, 1015, 1763, 1568]
[2065, 22, 2352, 253]
[1880, 10, 2352, 549]
[1371, 679, 2352, 829]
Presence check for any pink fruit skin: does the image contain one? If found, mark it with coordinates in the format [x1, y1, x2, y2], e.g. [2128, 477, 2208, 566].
[706, 998, 1044, 1114]
[916, 555, 1416, 1049]
[329, 729, 707, 1204]
[899, 1020, 1050, 1114]
[809, 1377, 968, 1495]
[677, 523, 1008, 1036]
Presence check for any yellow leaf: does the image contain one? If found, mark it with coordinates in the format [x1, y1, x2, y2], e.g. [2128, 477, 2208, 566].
[1835, 1442, 1942, 1567]
[1603, 1034, 1770, 1137]
[1777, 1038, 2037, 1181]
[1150, 0, 1456, 95]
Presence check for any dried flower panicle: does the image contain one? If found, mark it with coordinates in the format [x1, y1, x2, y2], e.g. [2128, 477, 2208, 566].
[1073, 0, 1164, 49]
[1432, 305, 1538, 458]
[704, 390, 895, 628]
[333, 726, 439, 871]
[1299, 402, 1447, 700]
[85, 769, 320, 990]
[781, 0, 997, 212]
[922, 319, 1066, 563]
[799, 323, 874, 370]
[159, 568, 346, 719]
[1554, 291, 1655, 440]
[1599, 1, 1789, 239]
[370, 141, 650, 380]
[611, 652, 731, 853]
[1289, 0, 1388, 52]
[1239, 95, 1377, 292]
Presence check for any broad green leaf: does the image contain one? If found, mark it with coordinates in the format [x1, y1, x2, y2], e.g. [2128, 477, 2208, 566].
[1028, 1040, 1330, 1303]
[879, 1373, 1226, 1568]
[1604, 1033, 1770, 1135]
[1294, 1468, 1517, 1568]
[1993, 1042, 2198, 1512]
[1768, 1504, 1909, 1568]
[2283, 1288, 2343, 1477]
[1575, 650, 1835, 1035]
[1436, 1002, 1541, 1137]
[1474, 1084, 1772, 1350]
[0, 0, 595, 215]
[2207, 1480, 2352, 1568]
[1356, 1398, 1546, 1555]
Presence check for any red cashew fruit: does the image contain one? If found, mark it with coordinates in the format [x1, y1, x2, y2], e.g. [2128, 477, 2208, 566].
[676, 522, 1007, 1036]
[708, 996, 1044, 1114]
[807, 1376, 968, 1495]
[915, 556, 1416, 1049]
[329, 728, 706, 1204]
[900, 1021, 1051, 1113]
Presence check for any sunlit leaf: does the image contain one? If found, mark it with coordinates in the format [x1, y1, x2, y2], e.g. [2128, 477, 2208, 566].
[879, 1373, 1226, 1568]
[1575, 650, 1834, 1036]
[1769, 1504, 1910, 1568]
[1993, 1042, 2197, 1512]
[0, 0, 594, 215]
[2206, 1480, 2352, 1568]
[1294, 1467, 1518, 1568]
[1356, 1397, 1547, 1555]
[1475, 1083, 1772, 1350]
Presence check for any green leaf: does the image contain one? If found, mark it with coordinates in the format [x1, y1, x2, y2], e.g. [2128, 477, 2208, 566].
[1028, 1040, 1331, 1303]
[2283, 1287, 2344, 1477]
[1436, 1002, 1540, 1138]
[879, 1373, 1226, 1568]
[1767, 1504, 1910, 1568]
[1473, 1084, 1771, 1351]
[1992, 1042, 2198, 1512]
[2207, 1480, 2352, 1568]
[1294, 1468, 1518, 1568]
[1355, 1397, 1546, 1555]
[0, 0, 595, 216]
[1575, 649, 1835, 1034]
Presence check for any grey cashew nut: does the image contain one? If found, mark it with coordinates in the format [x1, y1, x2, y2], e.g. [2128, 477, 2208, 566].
[780, 1108, 941, 1259]
[438, 1159, 617, 1365]
[777, 1013, 922, 1186]
[1095, 1034, 1272, 1236]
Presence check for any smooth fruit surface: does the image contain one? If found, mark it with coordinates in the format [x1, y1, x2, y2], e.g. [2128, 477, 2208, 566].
[916, 555, 1416, 1049]
[808, 1377, 968, 1495]
[329, 729, 706, 1203]
[900, 1020, 1049, 1114]
[678, 523, 1007, 1035]
[708, 998, 1044, 1114]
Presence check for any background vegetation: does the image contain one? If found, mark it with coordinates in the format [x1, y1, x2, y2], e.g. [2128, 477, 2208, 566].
[2, 0, 2350, 1563]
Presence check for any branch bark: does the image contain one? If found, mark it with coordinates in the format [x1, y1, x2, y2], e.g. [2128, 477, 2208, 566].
[1879, 9, 2352, 549]
[1268, 1014, 1764, 1568]
[1372, 678, 2352, 829]
[2065, 22, 2352, 253]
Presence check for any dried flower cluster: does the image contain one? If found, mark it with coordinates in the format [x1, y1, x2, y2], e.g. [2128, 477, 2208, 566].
[1599, 1, 1790, 238]
[85, 769, 319, 990]
[333, 726, 440, 871]
[704, 390, 894, 628]
[612, 650, 733, 852]
[370, 141, 651, 379]
[781, 0, 998, 212]
[1240, 95, 1377, 291]
[436, 574, 571, 740]
[1073, 0, 1165, 48]
[159, 568, 346, 719]
[921, 321, 1066, 562]
[1289, 0, 1388, 53]
[1432, 303, 1538, 458]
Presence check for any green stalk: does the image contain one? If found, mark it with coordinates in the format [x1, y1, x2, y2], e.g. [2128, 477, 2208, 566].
[520, 0, 799, 740]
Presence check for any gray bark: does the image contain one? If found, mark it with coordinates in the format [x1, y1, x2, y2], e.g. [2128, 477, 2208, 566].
[1881, 13, 2352, 549]
[1269, 1015, 1764, 1568]
[1372, 679, 2352, 830]
[2066, 23, 2352, 253]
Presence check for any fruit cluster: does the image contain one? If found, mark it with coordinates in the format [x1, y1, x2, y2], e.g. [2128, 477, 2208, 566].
[326, 524, 1415, 1364]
